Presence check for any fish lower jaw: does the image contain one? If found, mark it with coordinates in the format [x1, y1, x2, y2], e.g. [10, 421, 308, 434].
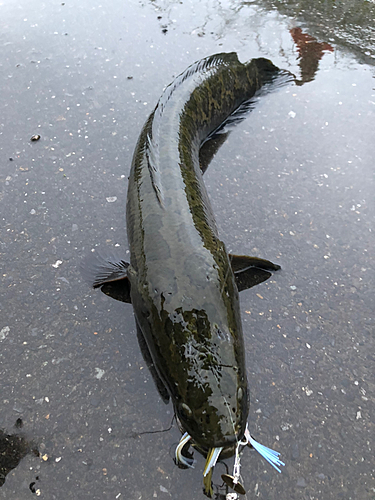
[189, 437, 238, 460]
[175, 416, 243, 458]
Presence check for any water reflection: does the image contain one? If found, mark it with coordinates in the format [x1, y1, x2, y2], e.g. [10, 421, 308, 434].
[0, 421, 39, 487]
[149, 0, 374, 63]
[257, 0, 375, 63]
[1, 0, 373, 498]
[290, 27, 334, 85]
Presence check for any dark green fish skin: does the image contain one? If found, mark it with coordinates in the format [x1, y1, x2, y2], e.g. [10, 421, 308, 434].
[126, 53, 280, 451]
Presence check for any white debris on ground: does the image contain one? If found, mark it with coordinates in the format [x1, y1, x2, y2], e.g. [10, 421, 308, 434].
[95, 368, 105, 380]
[0, 326, 10, 341]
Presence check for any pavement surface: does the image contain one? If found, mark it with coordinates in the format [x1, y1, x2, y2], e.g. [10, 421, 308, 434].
[1, 1, 374, 499]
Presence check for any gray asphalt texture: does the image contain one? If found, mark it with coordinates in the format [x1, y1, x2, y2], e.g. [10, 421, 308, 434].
[1, 0, 374, 499]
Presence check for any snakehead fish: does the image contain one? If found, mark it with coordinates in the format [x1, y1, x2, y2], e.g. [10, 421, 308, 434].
[82, 53, 288, 497]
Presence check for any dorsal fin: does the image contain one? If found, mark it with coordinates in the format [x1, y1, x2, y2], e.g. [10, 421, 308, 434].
[204, 67, 294, 141]
[146, 131, 164, 206]
[145, 53, 240, 206]
[156, 53, 240, 116]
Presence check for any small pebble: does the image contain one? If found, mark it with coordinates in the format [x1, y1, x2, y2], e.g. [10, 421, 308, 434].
[30, 134, 41, 141]
[291, 442, 300, 460]
[296, 477, 307, 488]
[15, 418, 23, 428]
[0, 326, 10, 341]
[95, 368, 105, 380]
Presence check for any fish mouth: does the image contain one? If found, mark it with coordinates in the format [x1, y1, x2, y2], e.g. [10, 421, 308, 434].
[174, 432, 233, 469]
[175, 433, 240, 498]
[174, 434, 223, 498]
[174, 432, 235, 468]
[175, 415, 242, 460]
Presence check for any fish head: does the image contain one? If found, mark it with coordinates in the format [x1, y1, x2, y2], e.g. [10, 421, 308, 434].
[175, 381, 249, 455]
[173, 318, 249, 454]
[129, 266, 250, 454]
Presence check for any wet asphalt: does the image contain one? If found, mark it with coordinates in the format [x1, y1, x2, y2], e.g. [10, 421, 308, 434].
[1, 0, 374, 499]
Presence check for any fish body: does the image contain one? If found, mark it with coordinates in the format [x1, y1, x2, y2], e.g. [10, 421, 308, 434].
[81, 53, 287, 495]
[125, 53, 279, 450]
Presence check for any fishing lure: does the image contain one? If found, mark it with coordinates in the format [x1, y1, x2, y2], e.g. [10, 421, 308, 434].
[176, 423, 284, 496]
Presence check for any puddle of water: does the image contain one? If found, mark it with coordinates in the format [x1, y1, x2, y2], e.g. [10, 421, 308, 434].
[0, 0, 374, 498]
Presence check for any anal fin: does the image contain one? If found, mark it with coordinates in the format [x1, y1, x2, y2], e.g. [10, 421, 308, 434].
[135, 319, 170, 404]
[199, 132, 229, 174]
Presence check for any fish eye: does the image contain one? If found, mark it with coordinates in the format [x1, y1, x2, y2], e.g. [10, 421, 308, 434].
[237, 387, 243, 402]
[179, 403, 193, 418]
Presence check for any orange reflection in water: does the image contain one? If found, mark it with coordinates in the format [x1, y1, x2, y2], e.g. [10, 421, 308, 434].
[290, 27, 334, 85]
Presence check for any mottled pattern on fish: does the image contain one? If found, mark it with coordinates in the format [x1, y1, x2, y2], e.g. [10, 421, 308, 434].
[126, 53, 281, 450]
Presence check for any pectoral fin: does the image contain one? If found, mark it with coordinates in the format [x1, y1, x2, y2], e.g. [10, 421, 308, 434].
[101, 280, 132, 303]
[135, 319, 170, 404]
[229, 254, 281, 292]
[80, 249, 132, 303]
